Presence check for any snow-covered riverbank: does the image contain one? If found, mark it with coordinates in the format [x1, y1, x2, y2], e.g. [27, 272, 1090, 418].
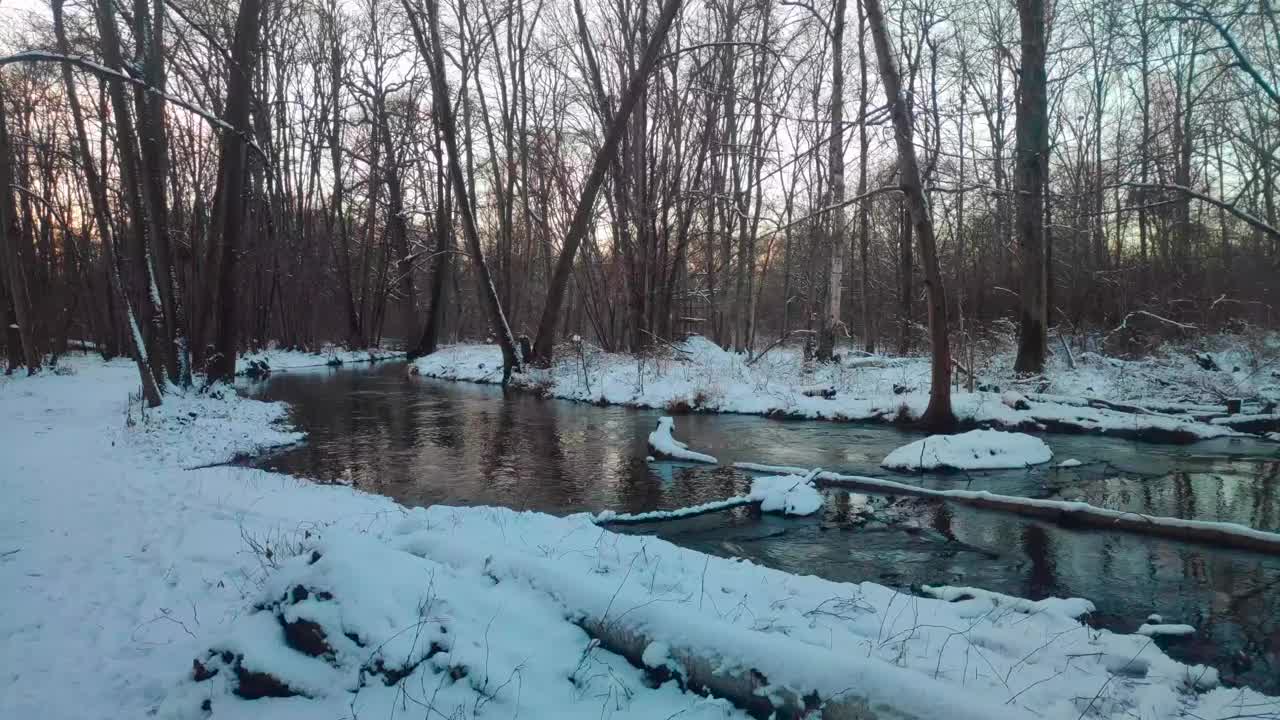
[413, 336, 1280, 443]
[2, 356, 1277, 719]
[237, 344, 405, 376]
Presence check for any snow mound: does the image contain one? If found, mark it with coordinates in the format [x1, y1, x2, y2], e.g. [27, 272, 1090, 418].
[922, 585, 1096, 619]
[678, 334, 733, 364]
[648, 416, 718, 464]
[1001, 390, 1030, 410]
[126, 384, 304, 468]
[170, 506, 1270, 720]
[169, 529, 735, 719]
[1058, 458, 1083, 468]
[882, 429, 1053, 471]
[748, 473, 823, 516]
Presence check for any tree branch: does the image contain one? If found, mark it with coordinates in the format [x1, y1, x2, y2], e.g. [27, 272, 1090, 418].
[0, 50, 264, 158]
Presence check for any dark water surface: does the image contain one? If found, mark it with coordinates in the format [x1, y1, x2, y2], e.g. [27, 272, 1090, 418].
[243, 361, 1280, 693]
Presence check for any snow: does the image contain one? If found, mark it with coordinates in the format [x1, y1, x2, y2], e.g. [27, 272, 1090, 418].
[1138, 623, 1197, 637]
[1001, 390, 1030, 409]
[641, 640, 681, 677]
[596, 472, 823, 522]
[920, 584, 1096, 619]
[732, 461, 811, 475]
[236, 344, 404, 375]
[594, 496, 754, 524]
[3, 355, 1278, 720]
[414, 336, 1267, 442]
[1210, 412, 1280, 425]
[127, 385, 304, 469]
[748, 472, 823, 515]
[647, 416, 718, 463]
[1058, 458, 1083, 467]
[882, 429, 1054, 471]
[1148, 613, 1164, 623]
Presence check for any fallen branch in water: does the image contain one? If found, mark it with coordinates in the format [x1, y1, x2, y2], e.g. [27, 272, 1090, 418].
[814, 471, 1280, 554]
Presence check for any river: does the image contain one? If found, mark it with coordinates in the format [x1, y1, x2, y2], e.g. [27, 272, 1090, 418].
[242, 360, 1280, 693]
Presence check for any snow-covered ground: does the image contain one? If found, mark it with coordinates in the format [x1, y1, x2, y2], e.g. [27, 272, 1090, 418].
[413, 335, 1280, 442]
[237, 344, 404, 375]
[2, 356, 1278, 720]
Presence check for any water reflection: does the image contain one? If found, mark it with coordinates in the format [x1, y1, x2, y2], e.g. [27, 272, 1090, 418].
[242, 361, 1280, 693]
[1050, 463, 1280, 531]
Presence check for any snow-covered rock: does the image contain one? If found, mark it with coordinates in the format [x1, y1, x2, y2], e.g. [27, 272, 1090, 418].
[648, 416, 718, 464]
[1058, 458, 1083, 468]
[882, 429, 1053, 471]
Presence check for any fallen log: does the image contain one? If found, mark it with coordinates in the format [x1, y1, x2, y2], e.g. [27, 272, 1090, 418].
[1210, 413, 1280, 434]
[576, 620, 893, 720]
[594, 496, 758, 525]
[814, 472, 1280, 555]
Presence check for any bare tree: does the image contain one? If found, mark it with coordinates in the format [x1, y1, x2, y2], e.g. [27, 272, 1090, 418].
[526, 0, 684, 367]
[1013, 0, 1049, 373]
[863, 0, 954, 429]
[206, 0, 266, 382]
[403, 0, 523, 381]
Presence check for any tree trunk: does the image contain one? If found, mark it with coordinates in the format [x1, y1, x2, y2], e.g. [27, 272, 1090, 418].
[414, 127, 452, 357]
[52, 0, 162, 404]
[817, 0, 848, 362]
[95, 0, 167, 388]
[326, 15, 364, 348]
[863, 0, 954, 430]
[131, 0, 185, 385]
[405, 0, 522, 381]
[206, 0, 265, 382]
[527, 0, 683, 366]
[0, 93, 40, 374]
[1013, 0, 1048, 374]
[856, 0, 873, 354]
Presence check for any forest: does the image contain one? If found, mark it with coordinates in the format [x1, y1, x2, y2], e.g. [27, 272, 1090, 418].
[0, 0, 1276, 415]
[2, 1, 1280, 717]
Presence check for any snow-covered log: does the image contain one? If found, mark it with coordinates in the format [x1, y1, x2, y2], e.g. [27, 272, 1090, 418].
[815, 471, 1280, 553]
